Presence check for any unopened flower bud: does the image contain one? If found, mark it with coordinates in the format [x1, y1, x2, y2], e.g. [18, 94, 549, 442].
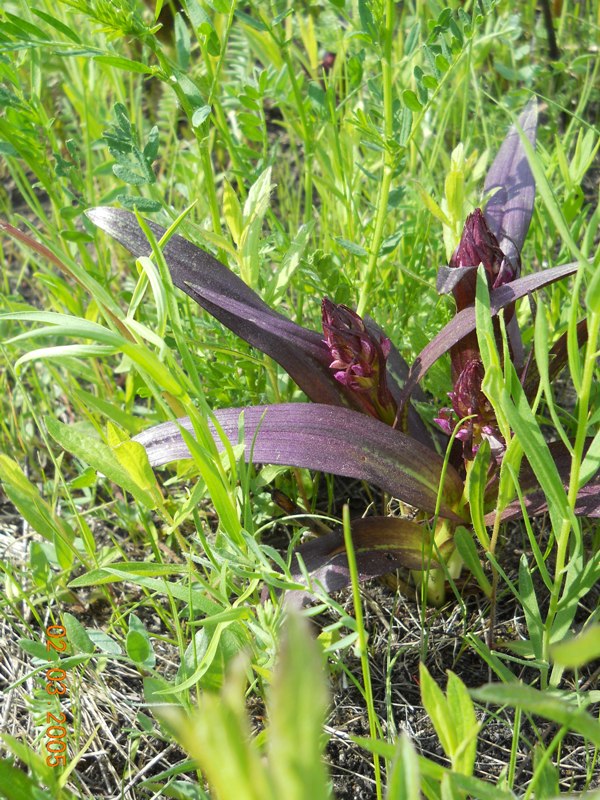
[434, 358, 504, 461]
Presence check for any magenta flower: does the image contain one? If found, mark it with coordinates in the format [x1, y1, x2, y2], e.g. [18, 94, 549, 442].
[321, 298, 397, 425]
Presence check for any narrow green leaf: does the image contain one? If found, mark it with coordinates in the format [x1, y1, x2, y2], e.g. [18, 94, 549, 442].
[517, 555, 544, 661]
[68, 562, 189, 588]
[471, 684, 600, 746]
[94, 55, 156, 74]
[268, 614, 330, 800]
[454, 527, 492, 597]
[466, 439, 491, 549]
[446, 671, 479, 775]
[501, 366, 574, 535]
[419, 664, 456, 758]
[386, 734, 420, 800]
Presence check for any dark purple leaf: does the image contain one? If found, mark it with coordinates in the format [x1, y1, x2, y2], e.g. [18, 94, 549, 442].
[483, 99, 538, 265]
[286, 516, 443, 606]
[436, 265, 477, 296]
[133, 403, 465, 520]
[483, 439, 598, 523]
[399, 261, 580, 407]
[86, 207, 350, 407]
[484, 477, 600, 524]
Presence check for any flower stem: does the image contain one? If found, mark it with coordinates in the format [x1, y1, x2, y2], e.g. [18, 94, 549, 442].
[357, 0, 395, 316]
[543, 309, 599, 665]
[342, 505, 383, 800]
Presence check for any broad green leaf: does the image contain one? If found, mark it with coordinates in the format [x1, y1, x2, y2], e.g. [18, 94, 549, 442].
[18, 639, 59, 663]
[87, 630, 122, 655]
[62, 612, 95, 654]
[335, 237, 368, 257]
[402, 90, 422, 112]
[127, 614, 156, 669]
[46, 417, 158, 510]
[419, 664, 456, 758]
[112, 438, 165, 509]
[551, 625, 600, 668]
[355, 736, 516, 799]
[0, 755, 57, 800]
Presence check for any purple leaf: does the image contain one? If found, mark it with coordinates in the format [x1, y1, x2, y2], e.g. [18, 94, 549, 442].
[436, 265, 477, 296]
[483, 98, 538, 266]
[286, 516, 443, 606]
[133, 403, 465, 520]
[399, 261, 580, 407]
[483, 439, 599, 523]
[85, 207, 349, 407]
[484, 478, 600, 524]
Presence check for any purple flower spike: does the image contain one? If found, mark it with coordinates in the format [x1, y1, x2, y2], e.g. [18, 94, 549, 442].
[450, 209, 516, 293]
[322, 298, 397, 425]
[442, 209, 517, 381]
[434, 358, 504, 461]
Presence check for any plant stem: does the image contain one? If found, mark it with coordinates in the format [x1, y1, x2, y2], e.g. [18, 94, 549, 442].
[276, 24, 314, 227]
[543, 309, 599, 661]
[357, 0, 395, 316]
[342, 505, 383, 800]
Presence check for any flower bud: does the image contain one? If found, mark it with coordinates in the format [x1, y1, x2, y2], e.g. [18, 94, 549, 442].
[448, 209, 518, 382]
[322, 298, 397, 425]
[434, 358, 504, 461]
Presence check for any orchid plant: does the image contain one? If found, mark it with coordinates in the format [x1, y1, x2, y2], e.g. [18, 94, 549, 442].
[86, 99, 599, 606]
